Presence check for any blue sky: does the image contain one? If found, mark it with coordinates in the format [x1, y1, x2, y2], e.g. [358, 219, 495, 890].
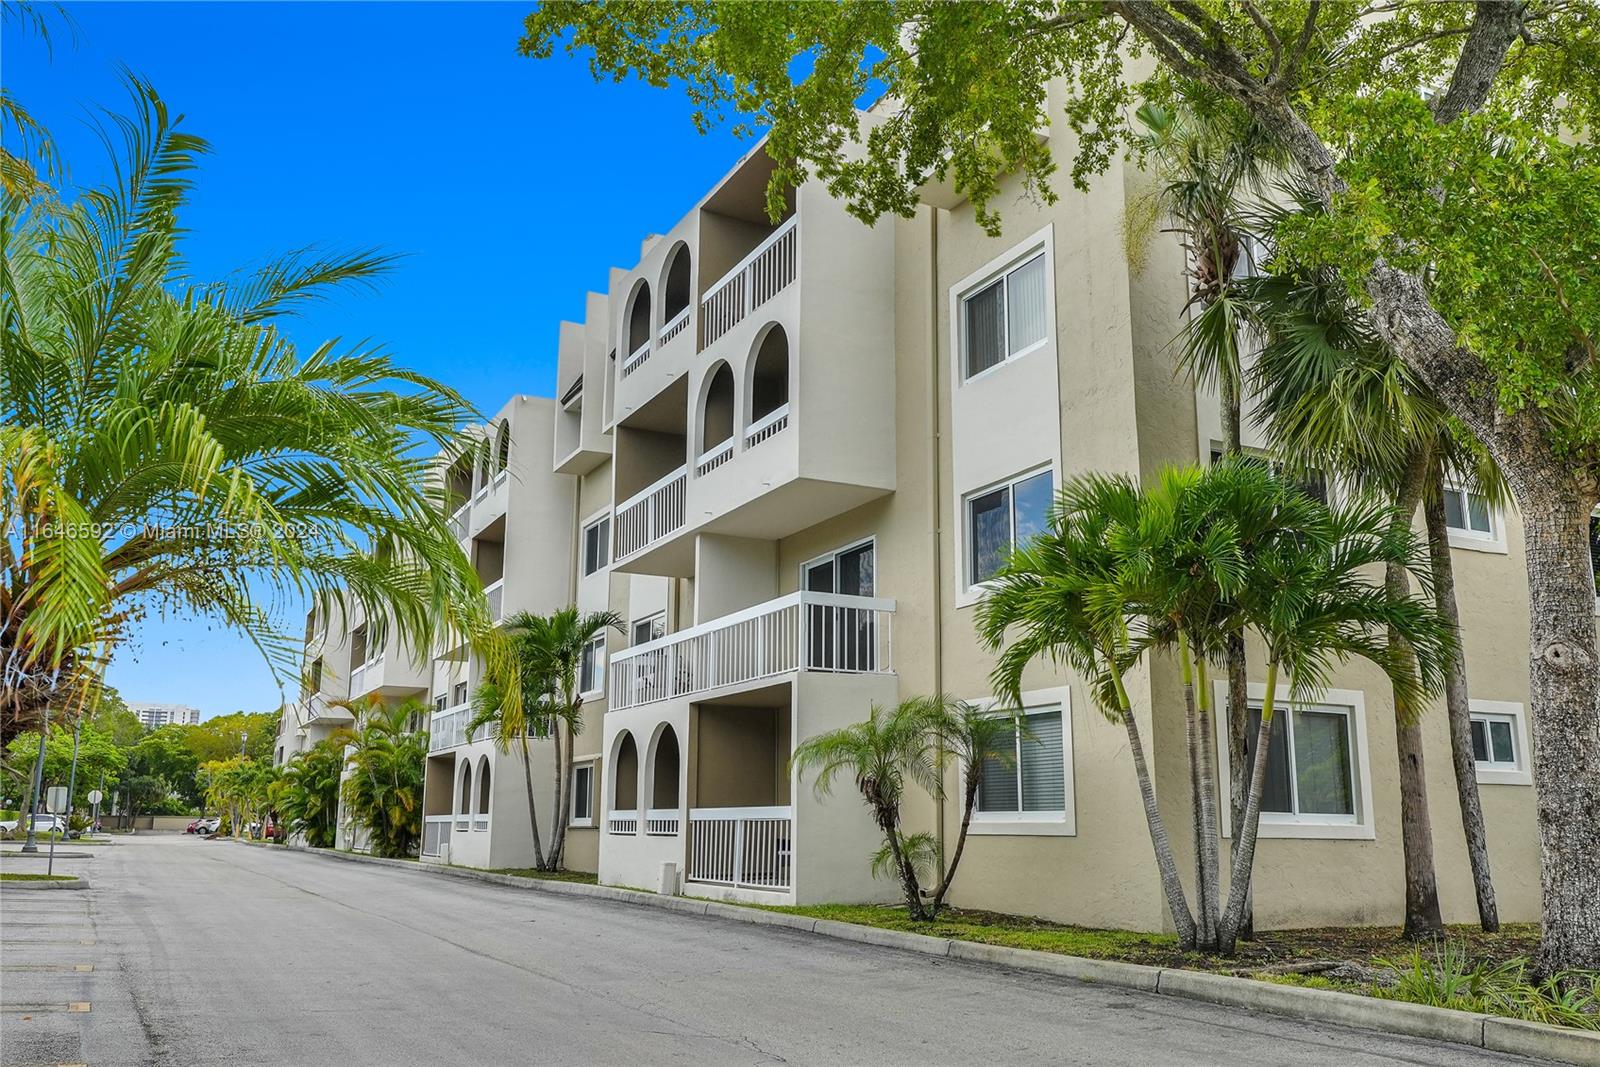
[5, 1, 751, 719]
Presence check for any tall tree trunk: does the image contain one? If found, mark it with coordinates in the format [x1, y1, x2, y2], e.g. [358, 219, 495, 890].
[874, 801, 924, 920]
[1181, 645, 1216, 947]
[1220, 378, 1254, 938]
[545, 717, 564, 871]
[1193, 657, 1222, 949]
[930, 769, 980, 916]
[1423, 464, 1499, 932]
[1118, 704, 1197, 947]
[1520, 483, 1600, 976]
[519, 736, 545, 870]
[1388, 445, 1444, 940]
[1219, 662, 1281, 952]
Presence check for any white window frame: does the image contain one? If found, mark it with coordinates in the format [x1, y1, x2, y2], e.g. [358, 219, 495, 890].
[579, 635, 607, 699]
[1212, 681, 1376, 840]
[1468, 699, 1532, 786]
[963, 687, 1075, 837]
[1441, 480, 1507, 554]
[569, 760, 596, 828]
[962, 464, 1055, 595]
[451, 681, 468, 708]
[580, 512, 611, 577]
[630, 612, 666, 647]
[799, 536, 877, 596]
[951, 226, 1055, 386]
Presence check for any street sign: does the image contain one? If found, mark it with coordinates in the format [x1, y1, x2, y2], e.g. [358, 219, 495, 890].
[87, 789, 103, 805]
[46, 786, 67, 813]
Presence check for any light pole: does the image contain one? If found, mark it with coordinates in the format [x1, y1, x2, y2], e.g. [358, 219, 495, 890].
[20, 705, 50, 854]
[64, 714, 82, 836]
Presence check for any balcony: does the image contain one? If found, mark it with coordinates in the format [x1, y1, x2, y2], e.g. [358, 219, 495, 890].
[349, 655, 383, 699]
[608, 591, 894, 711]
[303, 694, 354, 728]
[699, 216, 797, 349]
[614, 465, 688, 563]
[428, 703, 496, 753]
[422, 815, 451, 858]
[687, 806, 792, 891]
[448, 502, 470, 542]
[607, 809, 639, 835]
[484, 579, 505, 623]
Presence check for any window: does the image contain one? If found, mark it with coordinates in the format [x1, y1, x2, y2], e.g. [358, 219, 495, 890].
[803, 540, 878, 670]
[631, 613, 665, 647]
[962, 250, 1048, 379]
[452, 682, 468, 707]
[803, 540, 875, 597]
[579, 635, 606, 696]
[1441, 483, 1504, 552]
[1246, 703, 1358, 822]
[570, 762, 595, 827]
[967, 469, 1053, 586]
[1209, 448, 1328, 505]
[432, 695, 447, 714]
[582, 516, 610, 576]
[968, 691, 1074, 835]
[1468, 700, 1531, 785]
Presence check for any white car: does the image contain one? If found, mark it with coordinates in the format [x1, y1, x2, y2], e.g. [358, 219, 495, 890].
[0, 813, 67, 834]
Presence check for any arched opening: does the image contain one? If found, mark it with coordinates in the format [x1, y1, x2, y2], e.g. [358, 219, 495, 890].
[650, 725, 680, 809]
[626, 282, 652, 358]
[458, 762, 473, 816]
[748, 325, 790, 427]
[476, 756, 491, 820]
[661, 244, 691, 331]
[700, 362, 735, 458]
[613, 731, 639, 812]
[494, 422, 510, 474]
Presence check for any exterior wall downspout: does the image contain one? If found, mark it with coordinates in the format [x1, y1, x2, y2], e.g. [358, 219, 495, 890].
[928, 205, 947, 870]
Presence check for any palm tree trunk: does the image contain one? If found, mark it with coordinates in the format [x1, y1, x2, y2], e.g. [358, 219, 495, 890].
[1220, 381, 1254, 938]
[545, 716, 564, 871]
[1219, 661, 1279, 951]
[1388, 444, 1444, 940]
[519, 735, 545, 869]
[875, 804, 925, 920]
[1423, 465, 1499, 932]
[930, 770, 980, 917]
[1117, 701, 1197, 947]
[1180, 638, 1216, 947]
[1193, 656, 1223, 950]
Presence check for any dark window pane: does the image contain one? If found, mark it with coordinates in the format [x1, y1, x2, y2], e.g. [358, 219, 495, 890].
[1019, 711, 1065, 812]
[1444, 489, 1467, 531]
[836, 543, 875, 597]
[969, 486, 1011, 583]
[1292, 710, 1353, 815]
[1012, 471, 1053, 549]
[1470, 718, 1488, 762]
[1489, 720, 1515, 764]
[1467, 493, 1491, 533]
[964, 279, 1005, 378]
[977, 723, 1019, 813]
[1248, 709, 1292, 814]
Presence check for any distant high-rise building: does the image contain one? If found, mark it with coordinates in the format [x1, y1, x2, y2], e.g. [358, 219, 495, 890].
[128, 702, 202, 730]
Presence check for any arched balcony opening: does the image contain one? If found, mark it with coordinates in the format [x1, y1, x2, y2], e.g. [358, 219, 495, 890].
[626, 282, 652, 362]
[493, 421, 511, 476]
[609, 731, 639, 834]
[746, 325, 790, 448]
[660, 244, 692, 346]
[697, 362, 736, 476]
[645, 724, 681, 835]
[456, 762, 473, 832]
[475, 756, 491, 830]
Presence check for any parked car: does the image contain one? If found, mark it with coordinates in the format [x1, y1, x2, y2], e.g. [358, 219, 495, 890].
[197, 817, 221, 834]
[0, 813, 67, 834]
[185, 818, 202, 833]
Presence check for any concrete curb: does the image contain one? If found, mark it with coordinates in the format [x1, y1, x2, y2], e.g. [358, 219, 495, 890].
[0, 877, 89, 890]
[236, 841, 1600, 1065]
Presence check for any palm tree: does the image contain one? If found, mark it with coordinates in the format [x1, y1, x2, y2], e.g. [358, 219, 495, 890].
[273, 735, 348, 848]
[471, 607, 621, 871]
[340, 700, 429, 858]
[791, 696, 960, 920]
[1246, 255, 1505, 934]
[979, 461, 1451, 953]
[926, 701, 1019, 917]
[1131, 97, 1285, 936]
[0, 78, 486, 747]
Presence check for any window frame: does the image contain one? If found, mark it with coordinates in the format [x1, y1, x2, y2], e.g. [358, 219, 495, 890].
[799, 536, 877, 597]
[963, 687, 1076, 837]
[1441, 480, 1507, 554]
[1468, 699, 1532, 786]
[581, 513, 612, 577]
[1211, 681, 1376, 840]
[451, 681, 468, 708]
[962, 465, 1055, 593]
[569, 760, 596, 828]
[952, 228, 1056, 386]
[579, 635, 607, 699]
[630, 612, 666, 647]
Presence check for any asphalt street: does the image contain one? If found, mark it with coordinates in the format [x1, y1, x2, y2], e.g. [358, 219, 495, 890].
[0, 835, 1552, 1066]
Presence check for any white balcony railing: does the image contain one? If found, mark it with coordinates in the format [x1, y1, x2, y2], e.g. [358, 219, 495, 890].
[688, 806, 792, 891]
[620, 340, 653, 380]
[701, 216, 798, 349]
[608, 809, 639, 835]
[428, 703, 496, 753]
[448, 502, 470, 540]
[303, 694, 354, 726]
[744, 404, 790, 450]
[422, 815, 452, 858]
[695, 438, 734, 478]
[472, 815, 489, 832]
[608, 591, 894, 711]
[614, 465, 688, 561]
[645, 808, 681, 836]
[484, 578, 505, 622]
[659, 306, 691, 347]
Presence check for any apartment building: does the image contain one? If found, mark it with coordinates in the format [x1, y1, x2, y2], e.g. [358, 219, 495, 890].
[128, 702, 201, 729]
[278, 115, 1585, 933]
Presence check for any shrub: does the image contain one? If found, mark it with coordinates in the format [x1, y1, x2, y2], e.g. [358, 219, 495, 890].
[1375, 940, 1599, 1030]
